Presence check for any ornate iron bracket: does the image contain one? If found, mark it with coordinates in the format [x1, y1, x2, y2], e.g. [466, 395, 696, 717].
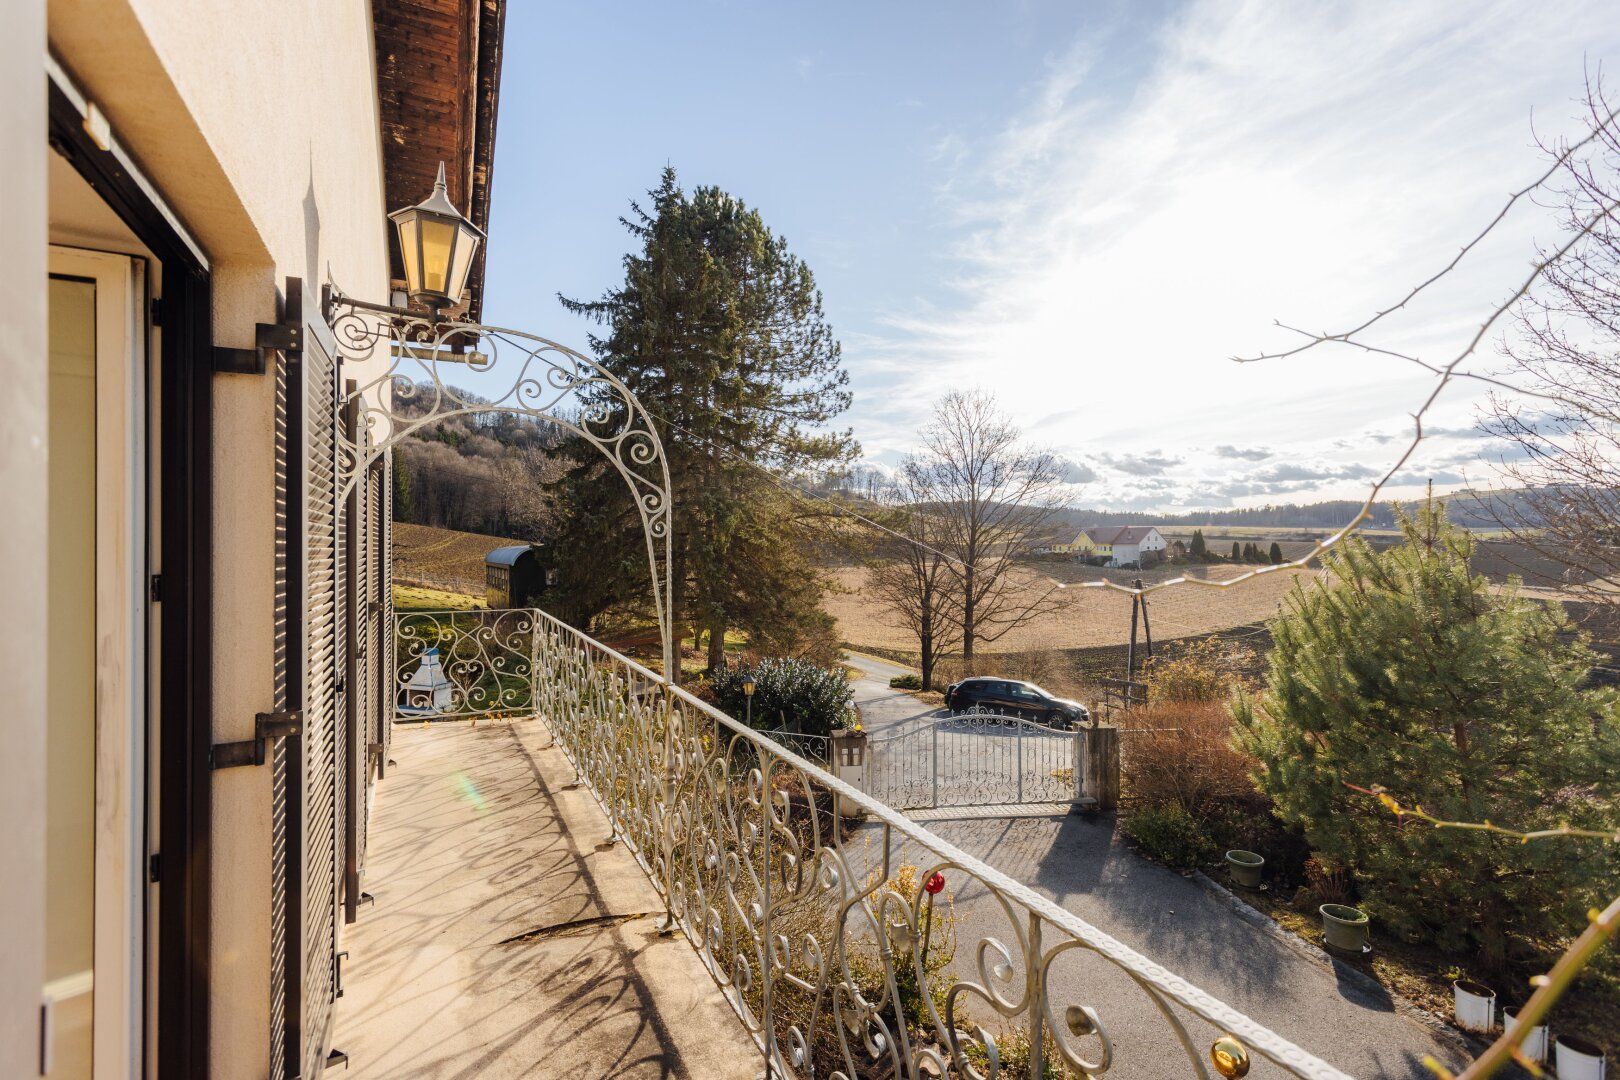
[211, 710, 301, 770]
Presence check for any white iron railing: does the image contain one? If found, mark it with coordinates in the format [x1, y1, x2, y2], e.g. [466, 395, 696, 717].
[525, 607, 1353, 1080]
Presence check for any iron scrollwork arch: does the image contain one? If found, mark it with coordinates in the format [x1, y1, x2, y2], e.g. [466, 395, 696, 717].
[323, 288, 675, 672]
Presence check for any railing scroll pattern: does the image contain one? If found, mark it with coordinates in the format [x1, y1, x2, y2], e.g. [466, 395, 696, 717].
[527, 608, 1351, 1080]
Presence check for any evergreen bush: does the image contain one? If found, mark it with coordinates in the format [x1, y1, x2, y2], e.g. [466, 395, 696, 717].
[1232, 502, 1620, 971]
[711, 657, 854, 736]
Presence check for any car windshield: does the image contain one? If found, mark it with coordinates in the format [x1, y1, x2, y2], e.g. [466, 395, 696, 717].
[1023, 683, 1051, 698]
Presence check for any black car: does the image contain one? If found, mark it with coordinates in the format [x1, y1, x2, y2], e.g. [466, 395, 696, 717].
[944, 677, 1090, 729]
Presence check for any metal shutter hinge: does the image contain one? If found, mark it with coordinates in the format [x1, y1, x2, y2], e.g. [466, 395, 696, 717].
[212, 277, 305, 375]
[210, 710, 301, 769]
[325, 1048, 349, 1070]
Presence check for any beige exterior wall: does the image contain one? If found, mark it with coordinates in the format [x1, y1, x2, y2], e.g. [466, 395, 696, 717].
[0, 2, 50, 1076]
[45, 1, 394, 1075]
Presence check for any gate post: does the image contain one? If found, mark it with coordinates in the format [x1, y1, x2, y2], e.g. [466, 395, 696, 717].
[829, 728, 869, 819]
[1076, 725, 1120, 811]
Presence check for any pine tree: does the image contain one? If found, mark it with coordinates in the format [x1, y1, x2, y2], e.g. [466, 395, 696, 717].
[548, 168, 856, 676]
[1232, 502, 1620, 971]
[1268, 541, 1283, 564]
[1190, 529, 1207, 561]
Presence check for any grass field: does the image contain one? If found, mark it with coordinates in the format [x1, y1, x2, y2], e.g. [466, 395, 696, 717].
[393, 521, 520, 596]
[825, 559, 1319, 655]
[393, 583, 484, 611]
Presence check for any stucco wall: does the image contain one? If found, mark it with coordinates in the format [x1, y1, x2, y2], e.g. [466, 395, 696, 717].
[0, 2, 49, 1076]
[48, 2, 392, 1075]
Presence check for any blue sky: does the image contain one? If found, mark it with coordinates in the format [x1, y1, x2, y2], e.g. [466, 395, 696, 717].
[480, 1, 1620, 512]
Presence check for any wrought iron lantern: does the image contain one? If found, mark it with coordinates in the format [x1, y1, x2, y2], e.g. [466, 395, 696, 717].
[388, 161, 485, 311]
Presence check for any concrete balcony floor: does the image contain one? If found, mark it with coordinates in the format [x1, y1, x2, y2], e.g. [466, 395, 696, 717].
[335, 719, 758, 1079]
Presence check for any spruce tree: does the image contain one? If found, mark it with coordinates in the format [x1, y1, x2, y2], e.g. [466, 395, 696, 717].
[548, 168, 856, 675]
[1268, 541, 1283, 565]
[1231, 541, 1241, 563]
[1232, 502, 1620, 971]
[1190, 529, 1207, 561]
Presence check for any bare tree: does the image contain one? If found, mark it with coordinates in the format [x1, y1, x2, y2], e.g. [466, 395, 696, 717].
[867, 458, 961, 690]
[1480, 75, 1620, 607]
[913, 390, 1066, 670]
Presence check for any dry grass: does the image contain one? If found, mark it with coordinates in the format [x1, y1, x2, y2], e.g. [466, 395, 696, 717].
[825, 559, 1319, 655]
[393, 521, 520, 595]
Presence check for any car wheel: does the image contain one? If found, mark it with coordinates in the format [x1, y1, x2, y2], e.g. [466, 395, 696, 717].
[1044, 710, 1065, 728]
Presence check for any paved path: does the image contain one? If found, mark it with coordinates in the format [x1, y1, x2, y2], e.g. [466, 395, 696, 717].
[335, 720, 757, 1079]
[845, 650, 939, 734]
[843, 662, 1470, 1079]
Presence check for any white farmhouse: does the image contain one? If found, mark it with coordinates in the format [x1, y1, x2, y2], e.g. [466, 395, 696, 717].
[1106, 526, 1167, 567]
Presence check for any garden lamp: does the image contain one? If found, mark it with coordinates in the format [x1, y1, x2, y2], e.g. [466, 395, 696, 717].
[743, 677, 756, 726]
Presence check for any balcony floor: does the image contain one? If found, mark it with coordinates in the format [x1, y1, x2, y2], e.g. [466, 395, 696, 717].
[334, 718, 758, 1079]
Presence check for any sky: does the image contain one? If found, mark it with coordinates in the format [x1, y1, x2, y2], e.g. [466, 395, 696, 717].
[479, 1, 1620, 513]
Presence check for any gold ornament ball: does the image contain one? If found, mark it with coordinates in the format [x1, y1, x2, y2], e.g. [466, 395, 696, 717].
[1211, 1034, 1250, 1078]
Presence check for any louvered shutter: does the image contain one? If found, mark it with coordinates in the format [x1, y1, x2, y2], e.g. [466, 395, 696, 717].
[342, 385, 364, 924]
[268, 342, 296, 1080]
[300, 331, 345, 1076]
[380, 452, 394, 772]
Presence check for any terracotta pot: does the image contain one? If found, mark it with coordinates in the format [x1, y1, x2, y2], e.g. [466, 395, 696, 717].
[1225, 849, 1264, 889]
[1319, 904, 1369, 953]
[1451, 980, 1495, 1034]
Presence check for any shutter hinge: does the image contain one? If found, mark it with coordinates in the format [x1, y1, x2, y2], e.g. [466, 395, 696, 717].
[335, 951, 349, 999]
[211, 710, 301, 769]
[212, 277, 304, 375]
[149, 574, 162, 602]
[325, 1048, 349, 1070]
[148, 852, 160, 883]
[149, 295, 165, 327]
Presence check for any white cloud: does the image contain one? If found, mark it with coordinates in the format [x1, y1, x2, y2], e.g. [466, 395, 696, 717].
[846, 0, 1620, 511]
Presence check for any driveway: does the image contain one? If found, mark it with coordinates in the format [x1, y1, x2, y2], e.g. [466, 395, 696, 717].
[843, 653, 1469, 1079]
[845, 651, 940, 734]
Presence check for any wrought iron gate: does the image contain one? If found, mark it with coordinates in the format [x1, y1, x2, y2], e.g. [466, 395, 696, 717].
[865, 710, 1081, 810]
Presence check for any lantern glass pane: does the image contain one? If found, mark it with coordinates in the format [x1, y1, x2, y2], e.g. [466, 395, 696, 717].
[419, 218, 458, 295]
[447, 228, 481, 304]
[396, 213, 422, 294]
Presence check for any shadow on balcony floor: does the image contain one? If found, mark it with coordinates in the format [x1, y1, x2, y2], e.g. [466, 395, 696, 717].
[334, 719, 758, 1079]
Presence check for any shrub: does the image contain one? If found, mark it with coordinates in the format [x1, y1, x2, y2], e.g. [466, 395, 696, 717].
[1122, 701, 1261, 821]
[711, 657, 854, 736]
[888, 673, 923, 690]
[1123, 802, 1218, 868]
[1233, 502, 1620, 971]
[1140, 637, 1252, 703]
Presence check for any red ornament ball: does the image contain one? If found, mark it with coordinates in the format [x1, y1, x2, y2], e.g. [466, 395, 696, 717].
[924, 872, 946, 895]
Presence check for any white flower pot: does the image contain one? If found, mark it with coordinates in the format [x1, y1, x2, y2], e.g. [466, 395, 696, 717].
[1451, 979, 1495, 1033]
[1502, 1007, 1547, 1064]
[1556, 1034, 1608, 1080]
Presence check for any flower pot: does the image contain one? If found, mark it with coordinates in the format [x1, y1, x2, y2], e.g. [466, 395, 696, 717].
[1556, 1034, 1608, 1080]
[1502, 1007, 1548, 1065]
[1451, 980, 1495, 1034]
[1225, 850, 1265, 889]
[1318, 904, 1369, 953]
